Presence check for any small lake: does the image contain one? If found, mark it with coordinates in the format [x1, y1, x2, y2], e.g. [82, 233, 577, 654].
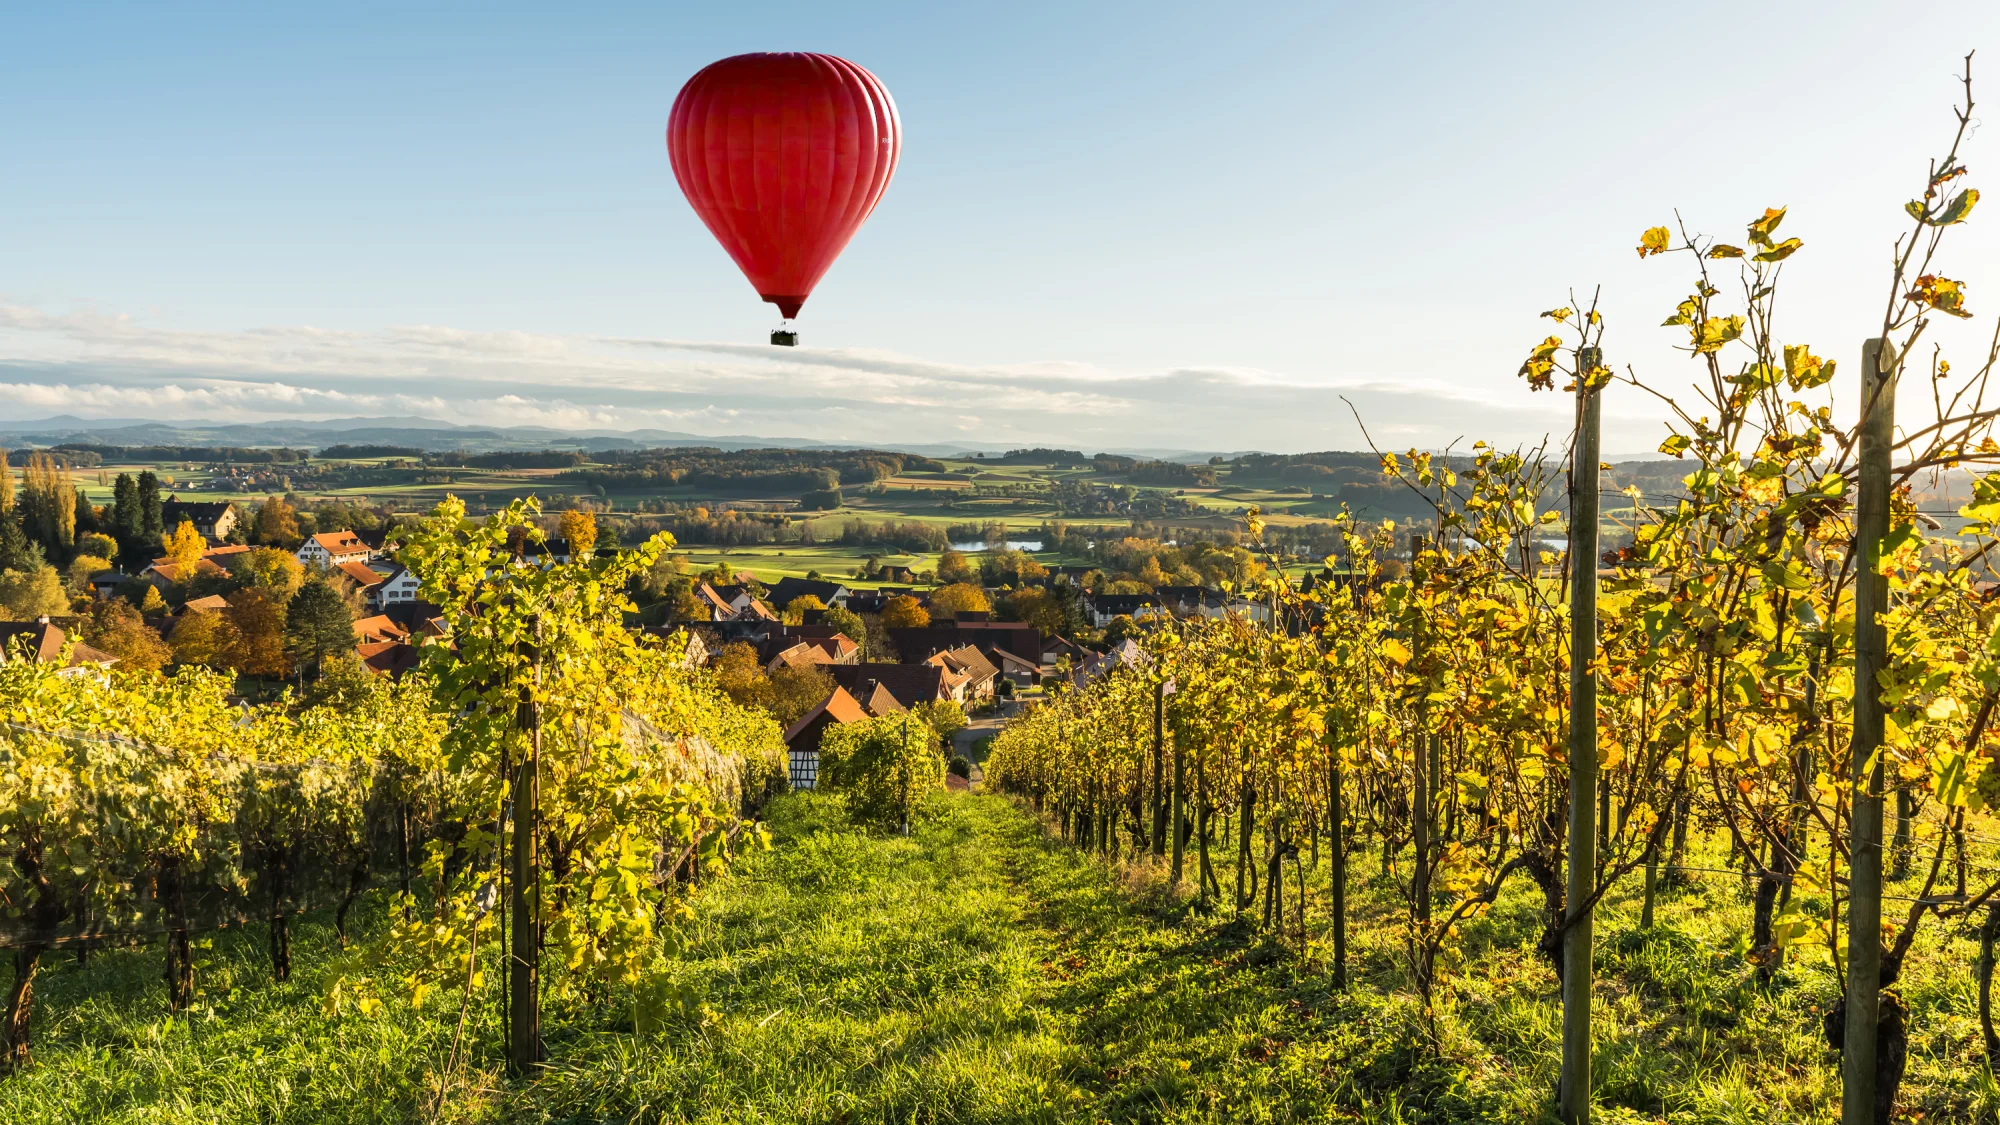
[949, 539, 1045, 553]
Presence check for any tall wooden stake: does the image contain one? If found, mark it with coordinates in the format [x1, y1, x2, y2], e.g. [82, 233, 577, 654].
[1844, 338, 1893, 1125]
[1409, 533, 1431, 979]
[508, 618, 543, 1076]
[1329, 731, 1348, 990]
[1169, 696, 1187, 885]
[1151, 679, 1167, 857]
[900, 715, 912, 837]
[1560, 348, 1603, 1125]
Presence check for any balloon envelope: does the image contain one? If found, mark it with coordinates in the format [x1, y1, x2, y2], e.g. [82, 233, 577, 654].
[667, 53, 901, 319]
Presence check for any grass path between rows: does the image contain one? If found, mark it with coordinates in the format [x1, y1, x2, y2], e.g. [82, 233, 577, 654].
[20, 790, 1993, 1122]
[526, 791, 1510, 1124]
[0, 792, 1482, 1124]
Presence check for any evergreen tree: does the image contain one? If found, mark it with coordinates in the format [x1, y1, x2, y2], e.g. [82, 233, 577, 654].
[112, 472, 143, 564]
[73, 488, 101, 536]
[0, 515, 43, 574]
[112, 473, 139, 541]
[137, 471, 163, 542]
[283, 578, 355, 681]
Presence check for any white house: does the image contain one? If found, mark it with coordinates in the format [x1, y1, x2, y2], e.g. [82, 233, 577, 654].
[298, 530, 372, 568]
[374, 563, 423, 607]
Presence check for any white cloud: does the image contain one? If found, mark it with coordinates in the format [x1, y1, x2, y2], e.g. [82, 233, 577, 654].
[0, 299, 1669, 452]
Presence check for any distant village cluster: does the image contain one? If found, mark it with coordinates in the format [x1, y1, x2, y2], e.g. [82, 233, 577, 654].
[649, 567, 1280, 790]
[0, 458, 1302, 800]
[4, 494, 429, 681]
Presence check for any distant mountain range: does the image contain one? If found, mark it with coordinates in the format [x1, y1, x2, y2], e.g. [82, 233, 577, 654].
[0, 415, 1260, 462]
[0, 414, 1670, 464]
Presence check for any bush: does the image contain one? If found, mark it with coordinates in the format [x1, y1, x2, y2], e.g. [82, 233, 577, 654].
[739, 739, 790, 814]
[816, 714, 945, 829]
[761, 788, 853, 845]
[799, 488, 842, 511]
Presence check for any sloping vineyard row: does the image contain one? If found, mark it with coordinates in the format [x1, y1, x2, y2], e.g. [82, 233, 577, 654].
[988, 76, 2000, 1122]
[0, 496, 786, 1072]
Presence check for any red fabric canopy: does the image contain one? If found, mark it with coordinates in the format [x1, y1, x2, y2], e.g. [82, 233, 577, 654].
[667, 53, 901, 319]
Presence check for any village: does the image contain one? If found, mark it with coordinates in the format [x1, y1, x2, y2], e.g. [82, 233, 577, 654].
[3, 480, 1295, 795]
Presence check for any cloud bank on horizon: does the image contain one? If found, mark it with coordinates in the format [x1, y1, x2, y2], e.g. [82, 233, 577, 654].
[0, 301, 1680, 455]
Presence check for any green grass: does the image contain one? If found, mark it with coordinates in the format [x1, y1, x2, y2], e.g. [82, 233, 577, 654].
[10, 794, 2000, 1122]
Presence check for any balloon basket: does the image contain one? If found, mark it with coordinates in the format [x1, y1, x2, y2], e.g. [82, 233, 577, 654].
[770, 329, 799, 347]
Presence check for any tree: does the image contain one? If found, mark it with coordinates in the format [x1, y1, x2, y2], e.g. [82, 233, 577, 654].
[1102, 614, 1143, 648]
[636, 552, 687, 599]
[167, 607, 238, 668]
[937, 549, 976, 584]
[136, 471, 163, 543]
[560, 508, 598, 557]
[18, 453, 75, 556]
[980, 549, 1046, 587]
[161, 520, 207, 584]
[111, 472, 141, 559]
[783, 593, 825, 625]
[0, 447, 12, 514]
[65, 555, 112, 596]
[235, 547, 305, 600]
[301, 650, 377, 710]
[254, 495, 300, 548]
[0, 517, 43, 575]
[711, 641, 772, 711]
[80, 599, 170, 674]
[928, 583, 991, 620]
[881, 595, 930, 630]
[76, 531, 117, 562]
[225, 587, 289, 678]
[767, 663, 836, 728]
[135, 583, 166, 615]
[1002, 586, 1069, 637]
[823, 605, 867, 649]
[284, 579, 355, 681]
[912, 698, 968, 746]
[0, 567, 66, 620]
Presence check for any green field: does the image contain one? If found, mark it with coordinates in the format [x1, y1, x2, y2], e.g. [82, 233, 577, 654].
[4, 791, 1989, 1123]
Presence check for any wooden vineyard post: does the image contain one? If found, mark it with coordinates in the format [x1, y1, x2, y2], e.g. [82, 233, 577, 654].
[1151, 678, 1167, 858]
[1168, 677, 1186, 885]
[1559, 346, 1603, 1125]
[508, 618, 543, 1076]
[1844, 338, 1893, 1125]
[1329, 723, 1348, 990]
[1409, 532, 1431, 986]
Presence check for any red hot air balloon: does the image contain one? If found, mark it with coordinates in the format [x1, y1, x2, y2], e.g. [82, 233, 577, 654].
[667, 53, 901, 345]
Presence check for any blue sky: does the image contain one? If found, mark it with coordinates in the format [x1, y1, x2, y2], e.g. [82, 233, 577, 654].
[4, 2, 1998, 453]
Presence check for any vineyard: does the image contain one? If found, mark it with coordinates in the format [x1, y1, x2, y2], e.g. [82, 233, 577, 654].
[0, 497, 787, 1108]
[985, 73, 2000, 1124]
[6, 60, 2000, 1125]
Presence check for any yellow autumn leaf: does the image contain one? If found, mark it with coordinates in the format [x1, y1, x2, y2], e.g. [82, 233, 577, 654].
[1908, 274, 1974, 318]
[1753, 237, 1803, 263]
[1380, 638, 1412, 666]
[1747, 206, 1787, 247]
[1637, 226, 1671, 258]
[1693, 315, 1746, 354]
